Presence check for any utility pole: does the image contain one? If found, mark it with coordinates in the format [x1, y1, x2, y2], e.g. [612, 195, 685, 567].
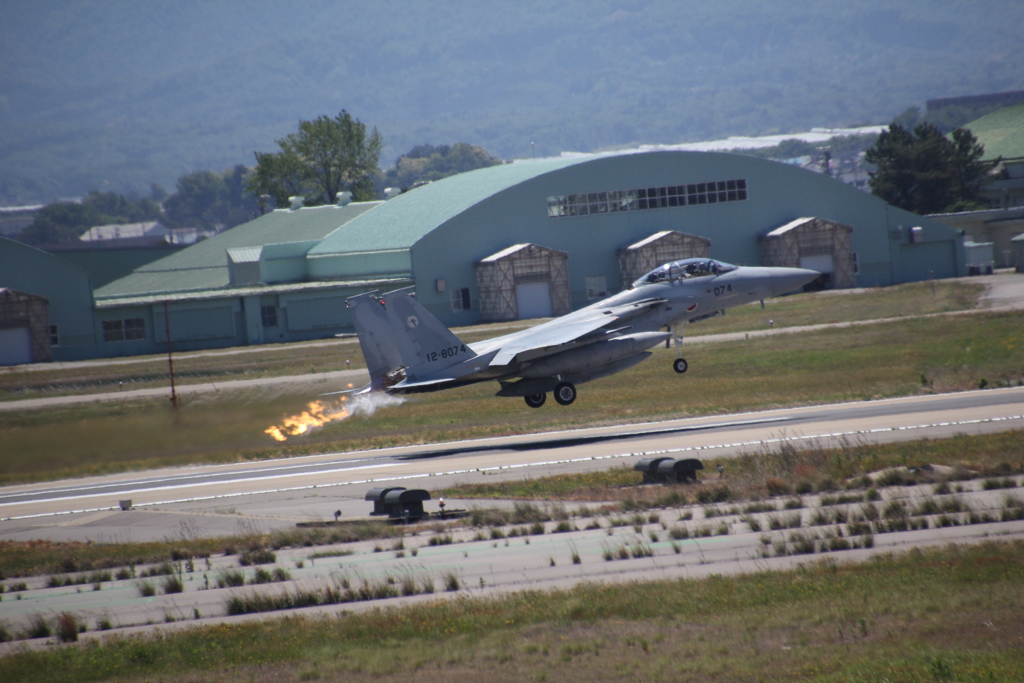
[163, 300, 177, 408]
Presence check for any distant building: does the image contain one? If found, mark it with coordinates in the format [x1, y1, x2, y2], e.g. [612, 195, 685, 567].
[930, 103, 1024, 267]
[79, 221, 171, 244]
[0, 204, 44, 238]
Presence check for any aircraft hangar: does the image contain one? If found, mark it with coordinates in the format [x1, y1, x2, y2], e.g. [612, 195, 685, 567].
[1, 150, 966, 361]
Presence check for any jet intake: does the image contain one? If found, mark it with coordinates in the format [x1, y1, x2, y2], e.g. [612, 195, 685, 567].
[518, 331, 670, 379]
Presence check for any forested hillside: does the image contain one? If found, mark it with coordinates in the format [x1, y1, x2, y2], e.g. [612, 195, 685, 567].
[2, 0, 1023, 203]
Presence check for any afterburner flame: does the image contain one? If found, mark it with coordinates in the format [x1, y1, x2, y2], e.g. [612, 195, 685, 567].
[264, 398, 350, 442]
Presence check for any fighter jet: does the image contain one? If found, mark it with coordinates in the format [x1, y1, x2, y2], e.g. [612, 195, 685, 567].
[346, 258, 819, 408]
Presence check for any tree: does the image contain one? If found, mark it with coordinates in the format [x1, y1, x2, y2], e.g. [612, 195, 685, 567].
[865, 122, 998, 215]
[385, 142, 504, 189]
[246, 110, 383, 208]
[163, 168, 257, 230]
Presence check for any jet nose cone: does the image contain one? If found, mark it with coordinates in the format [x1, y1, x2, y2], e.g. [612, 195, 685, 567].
[770, 267, 820, 296]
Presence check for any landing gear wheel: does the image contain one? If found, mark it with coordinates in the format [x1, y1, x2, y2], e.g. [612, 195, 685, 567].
[673, 358, 688, 374]
[524, 393, 546, 408]
[554, 381, 577, 406]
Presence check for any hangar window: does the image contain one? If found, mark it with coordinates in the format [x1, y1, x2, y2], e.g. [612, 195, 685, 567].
[102, 318, 145, 342]
[547, 178, 746, 218]
[261, 305, 278, 328]
[49, 324, 60, 347]
[585, 276, 608, 300]
[450, 288, 471, 312]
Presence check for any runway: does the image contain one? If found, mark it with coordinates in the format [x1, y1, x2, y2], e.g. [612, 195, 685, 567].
[2, 386, 1022, 527]
[2, 387, 1024, 649]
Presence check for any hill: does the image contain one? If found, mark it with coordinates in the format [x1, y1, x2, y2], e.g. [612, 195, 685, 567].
[2, 0, 1023, 203]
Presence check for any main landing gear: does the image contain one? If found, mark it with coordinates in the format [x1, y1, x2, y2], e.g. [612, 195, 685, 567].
[523, 381, 577, 408]
[671, 323, 688, 374]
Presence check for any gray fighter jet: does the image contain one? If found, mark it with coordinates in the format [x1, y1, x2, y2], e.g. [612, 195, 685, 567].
[347, 258, 819, 408]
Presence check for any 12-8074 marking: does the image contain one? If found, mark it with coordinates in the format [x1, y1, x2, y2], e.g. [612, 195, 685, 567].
[427, 345, 467, 362]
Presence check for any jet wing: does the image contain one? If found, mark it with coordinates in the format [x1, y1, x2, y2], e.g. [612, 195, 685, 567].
[486, 299, 665, 367]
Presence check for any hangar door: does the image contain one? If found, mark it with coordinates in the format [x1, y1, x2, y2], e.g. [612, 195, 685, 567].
[759, 217, 855, 290]
[0, 288, 51, 365]
[515, 281, 553, 318]
[618, 230, 711, 288]
[475, 243, 570, 321]
[0, 327, 32, 366]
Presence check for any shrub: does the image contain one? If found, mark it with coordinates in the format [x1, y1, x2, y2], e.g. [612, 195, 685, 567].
[217, 570, 246, 588]
[56, 612, 79, 643]
[239, 549, 276, 566]
[428, 534, 453, 546]
[24, 615, 51, 639]
[765, 477, 790, 497]
[162, 574, 184, 594]
[137, 581, 156, 597]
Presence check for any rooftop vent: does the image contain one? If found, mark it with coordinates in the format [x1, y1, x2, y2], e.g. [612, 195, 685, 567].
[336, 191, 352, 206]
[383, 187, 401, 200]
[289, 196, 305, 210]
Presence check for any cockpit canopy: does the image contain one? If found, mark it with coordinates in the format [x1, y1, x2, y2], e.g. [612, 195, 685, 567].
[634, 258, 737, 288]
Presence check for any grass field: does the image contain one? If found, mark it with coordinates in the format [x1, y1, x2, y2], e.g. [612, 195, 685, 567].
[2, 307, 1023, 485]
[2, 541, 1021, 682]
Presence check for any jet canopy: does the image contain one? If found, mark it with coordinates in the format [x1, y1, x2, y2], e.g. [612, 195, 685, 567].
[634, 258, 737, 287]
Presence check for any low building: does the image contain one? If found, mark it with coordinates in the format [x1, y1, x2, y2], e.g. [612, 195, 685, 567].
[932, 104, 1024, 266]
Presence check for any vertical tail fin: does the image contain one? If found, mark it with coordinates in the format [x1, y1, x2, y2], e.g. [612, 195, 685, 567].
[346, 291, 403, 391]
[381, 289, 478, 382]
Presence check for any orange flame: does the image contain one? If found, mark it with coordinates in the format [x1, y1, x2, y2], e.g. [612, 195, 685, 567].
[265, 397, 350, 442]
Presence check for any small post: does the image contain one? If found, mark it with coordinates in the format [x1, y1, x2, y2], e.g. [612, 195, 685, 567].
[163, 300, 177, 408]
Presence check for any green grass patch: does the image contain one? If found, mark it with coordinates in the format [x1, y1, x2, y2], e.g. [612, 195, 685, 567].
[690, 279, 984, 336]
[2, 541, 1021, 682]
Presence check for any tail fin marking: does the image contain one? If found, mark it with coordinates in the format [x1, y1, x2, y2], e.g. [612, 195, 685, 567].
[381, 289, 478, 382]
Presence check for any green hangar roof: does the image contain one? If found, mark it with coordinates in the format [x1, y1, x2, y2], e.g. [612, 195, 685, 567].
[94, 201, 381, 300]
[965, 103, 1024, 161]
[308, 157, 583, 256]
